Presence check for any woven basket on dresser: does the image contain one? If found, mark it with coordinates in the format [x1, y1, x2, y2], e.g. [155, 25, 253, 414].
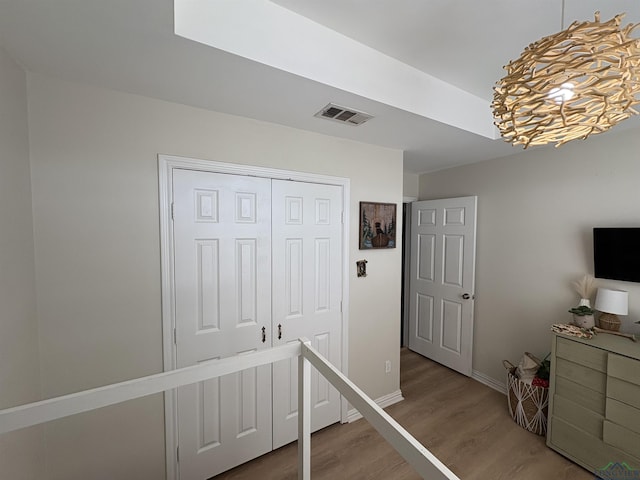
[598, 315, 621, 331]
[503, 360, 549, 436]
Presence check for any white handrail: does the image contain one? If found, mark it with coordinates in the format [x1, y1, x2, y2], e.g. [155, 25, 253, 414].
[0, 339, 460, 480]
[299, 340, 459, 480]
[0, 343, 300, 435]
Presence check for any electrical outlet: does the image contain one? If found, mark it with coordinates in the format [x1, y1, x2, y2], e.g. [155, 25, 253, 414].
[385, 360, 391, 374]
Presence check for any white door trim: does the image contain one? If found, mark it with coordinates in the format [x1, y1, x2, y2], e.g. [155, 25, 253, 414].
[158, 154, 350, 480]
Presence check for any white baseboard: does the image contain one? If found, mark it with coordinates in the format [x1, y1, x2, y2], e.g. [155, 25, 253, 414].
[346, 389, 404, 423]
[472, 370, 506, 395]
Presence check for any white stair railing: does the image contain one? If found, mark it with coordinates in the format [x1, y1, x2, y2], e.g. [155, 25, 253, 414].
[298, 339, 459, 480]
[0, 338, 460, 480]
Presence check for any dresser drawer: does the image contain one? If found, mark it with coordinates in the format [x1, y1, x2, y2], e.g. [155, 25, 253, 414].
[607, 377, 640, 411]
[608, 353, 640, 386]
[556, 357, 607, 393]
[557, 337, 607, 372]
[603, 420, 640, 460]
[607, 398, 640, 435]
[556, 376, 605, 415]
[550, 417, 640, 472]
[553, 394, 603, 438]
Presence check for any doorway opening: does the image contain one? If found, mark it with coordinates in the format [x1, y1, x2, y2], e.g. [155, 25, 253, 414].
[400, 198, 416, 348]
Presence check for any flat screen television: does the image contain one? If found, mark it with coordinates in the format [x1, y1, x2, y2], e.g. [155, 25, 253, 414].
[593, 227, 640, 283]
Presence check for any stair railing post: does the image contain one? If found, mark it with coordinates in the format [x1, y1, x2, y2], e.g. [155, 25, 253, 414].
[298, 338, 312, 480]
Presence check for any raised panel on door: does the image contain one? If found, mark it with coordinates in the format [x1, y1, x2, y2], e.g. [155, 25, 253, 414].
[173, 169, 272, 480]
[418, 234, 435, 282]
[441, 299, 462, 354]
[408, 197, 476, 376]
[416, 293, 434, 343]
[271, 179, 343, 449]
[442, 234, 464, 287]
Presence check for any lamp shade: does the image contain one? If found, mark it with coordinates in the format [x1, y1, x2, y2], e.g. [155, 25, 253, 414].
[595, 288, 628, 315]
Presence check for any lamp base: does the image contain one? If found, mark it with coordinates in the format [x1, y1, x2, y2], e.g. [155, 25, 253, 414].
[598, 313, 621, 332]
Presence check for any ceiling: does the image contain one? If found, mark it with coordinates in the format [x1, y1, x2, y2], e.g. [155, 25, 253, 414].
[0, 0, 639, 174]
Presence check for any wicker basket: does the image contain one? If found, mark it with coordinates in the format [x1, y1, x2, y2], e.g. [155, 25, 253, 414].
[503, 359, 549, 436]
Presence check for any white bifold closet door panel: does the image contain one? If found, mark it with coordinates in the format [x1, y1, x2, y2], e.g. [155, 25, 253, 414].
[271, 179, 342, 449]
[173, 169, 273, 480]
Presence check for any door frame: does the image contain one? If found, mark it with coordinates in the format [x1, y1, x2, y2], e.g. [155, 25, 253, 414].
[158, 154, 351, 480]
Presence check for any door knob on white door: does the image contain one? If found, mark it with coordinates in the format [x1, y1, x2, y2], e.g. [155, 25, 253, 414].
[462, 293, 471, 300]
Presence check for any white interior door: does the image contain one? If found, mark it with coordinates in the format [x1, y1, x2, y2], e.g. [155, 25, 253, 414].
[408, 196, 477, 376]
[173, 169, 273, 479]
[271, 180, 343, 449]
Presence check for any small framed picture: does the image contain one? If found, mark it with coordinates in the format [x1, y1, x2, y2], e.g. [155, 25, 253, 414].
[359, 201, 396, 249]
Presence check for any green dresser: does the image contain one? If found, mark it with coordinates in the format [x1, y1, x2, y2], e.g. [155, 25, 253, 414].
[547, 332, 640, 474]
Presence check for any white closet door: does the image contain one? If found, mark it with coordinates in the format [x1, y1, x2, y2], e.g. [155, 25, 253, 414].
[173, 169, 272, 479]
[271, 179, 343, 449]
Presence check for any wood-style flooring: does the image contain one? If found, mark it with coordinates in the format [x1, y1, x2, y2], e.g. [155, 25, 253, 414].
[213, 348, 592, 480]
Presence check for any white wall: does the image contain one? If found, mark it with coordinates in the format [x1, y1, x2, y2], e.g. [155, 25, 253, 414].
[26, 73, 403, 479]
[419, 127, 640, 384]
[0, 48, 46, 479]
[403, 172, 419, 199]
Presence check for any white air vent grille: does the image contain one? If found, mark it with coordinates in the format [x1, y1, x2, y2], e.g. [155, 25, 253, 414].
[314, 103, 373, 126]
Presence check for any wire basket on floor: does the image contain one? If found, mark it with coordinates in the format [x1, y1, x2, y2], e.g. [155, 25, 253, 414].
[503, 359, 549, 436]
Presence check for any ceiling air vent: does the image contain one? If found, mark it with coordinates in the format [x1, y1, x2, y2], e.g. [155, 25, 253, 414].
[314, 103, 373, 126]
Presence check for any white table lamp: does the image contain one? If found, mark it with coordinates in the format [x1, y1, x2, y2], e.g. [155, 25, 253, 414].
[595, 288, 628, 332]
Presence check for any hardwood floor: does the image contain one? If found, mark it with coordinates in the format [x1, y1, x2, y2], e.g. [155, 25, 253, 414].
[213, 348, 592, 480]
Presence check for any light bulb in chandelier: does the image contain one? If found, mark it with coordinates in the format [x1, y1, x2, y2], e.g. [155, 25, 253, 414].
[547, 83, 575, 104]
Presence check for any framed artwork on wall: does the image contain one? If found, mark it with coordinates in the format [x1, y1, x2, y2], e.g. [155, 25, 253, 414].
[359, 201, 396, 249]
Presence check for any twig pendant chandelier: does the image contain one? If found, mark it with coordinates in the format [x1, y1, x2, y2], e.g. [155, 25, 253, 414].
[493, 12, 640, 148]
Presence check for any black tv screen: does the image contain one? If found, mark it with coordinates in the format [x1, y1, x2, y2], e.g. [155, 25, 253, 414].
[593, 228, 640, 283]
